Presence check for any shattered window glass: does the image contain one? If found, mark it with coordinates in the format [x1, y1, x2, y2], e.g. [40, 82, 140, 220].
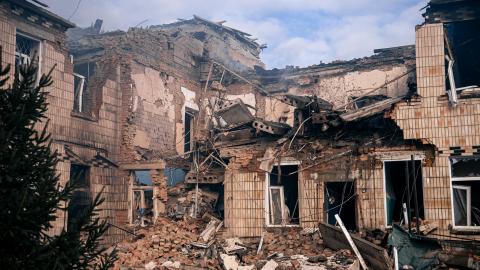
[451, 157, 480, 178]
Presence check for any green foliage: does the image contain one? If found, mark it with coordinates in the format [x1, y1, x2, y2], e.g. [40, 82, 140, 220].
[0, 53, 116, 269]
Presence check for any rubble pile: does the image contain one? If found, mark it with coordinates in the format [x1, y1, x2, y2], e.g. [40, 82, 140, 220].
[167, 184, 220, 219]
[114, 184, 358, 270]
[113, 218, 360, 270]
[233, 229, 357, 270]
[259, 229, 321, 257]
[114, 216, 219, 269]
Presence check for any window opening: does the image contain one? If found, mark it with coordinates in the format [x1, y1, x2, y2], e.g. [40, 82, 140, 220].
[267, 165, 299, 226]
[15, 33, 40, 79]
[130, 170, 153, 227]
[450, 157, 480, 228]
[184, 111, 195, 153]
[73, 62, 95, 113]
[68, 164, 91, 230]
[384, 160, 424, 226]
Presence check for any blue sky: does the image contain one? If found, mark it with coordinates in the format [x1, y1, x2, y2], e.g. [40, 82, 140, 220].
[42, 0, 427, 68]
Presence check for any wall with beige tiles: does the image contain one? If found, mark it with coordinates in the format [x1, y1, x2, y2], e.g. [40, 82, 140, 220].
[393, 23, 480, 239]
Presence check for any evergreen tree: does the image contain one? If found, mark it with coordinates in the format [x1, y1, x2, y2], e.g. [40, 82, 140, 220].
[0, 51, 116, 269]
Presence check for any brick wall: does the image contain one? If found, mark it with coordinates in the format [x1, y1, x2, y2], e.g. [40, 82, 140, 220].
[0, 5, 129, 244]
[392, 23, 480, 239]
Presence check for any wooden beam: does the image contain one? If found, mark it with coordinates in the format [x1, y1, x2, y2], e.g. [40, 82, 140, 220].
[335, 215, 369, 270]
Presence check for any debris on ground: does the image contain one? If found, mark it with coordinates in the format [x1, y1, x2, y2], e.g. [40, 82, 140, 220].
[113, 217, 358, 270]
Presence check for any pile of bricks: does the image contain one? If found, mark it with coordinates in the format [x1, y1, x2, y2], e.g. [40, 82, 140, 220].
[239, 228, 322, 265]
[113, 220, 359, 270]
[262, 229, 321, 257]
[113, 217, 218, 269]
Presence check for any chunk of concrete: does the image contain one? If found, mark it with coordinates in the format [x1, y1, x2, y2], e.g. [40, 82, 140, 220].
[216, 99, 254, 126]
[261, 260, 278, 270]
[220, 253, 239, 270]
[161, 261, 181, 268]
[145, 261, 157, 270]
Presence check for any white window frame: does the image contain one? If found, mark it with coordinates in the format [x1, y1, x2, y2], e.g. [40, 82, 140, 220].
[382, 158, 424, 228]
[268, 186, 285, 225]
[449, 157, 480, 231]
[264, 160, 301, 227]
[452, 185, 472, 227]
[15, 32, 42, 80]
[73, 73, 85, 112]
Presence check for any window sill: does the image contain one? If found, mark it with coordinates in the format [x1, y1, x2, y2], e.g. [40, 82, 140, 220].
[449, 226, 480, 235]
[71, 111, 97, 122]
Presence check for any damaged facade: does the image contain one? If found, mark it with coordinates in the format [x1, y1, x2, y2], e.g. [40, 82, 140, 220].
[2, 0, 480, 268]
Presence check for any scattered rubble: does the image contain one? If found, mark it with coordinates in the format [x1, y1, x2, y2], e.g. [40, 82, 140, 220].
[114, 211, 359, 270]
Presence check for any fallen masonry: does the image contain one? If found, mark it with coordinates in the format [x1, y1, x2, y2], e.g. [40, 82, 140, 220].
[113, 213, 360, 270]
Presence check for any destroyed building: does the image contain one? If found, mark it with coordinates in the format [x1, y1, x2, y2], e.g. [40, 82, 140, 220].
[2, 0, 480, 268]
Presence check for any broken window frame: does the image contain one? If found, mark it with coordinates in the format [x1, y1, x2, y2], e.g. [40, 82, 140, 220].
[72, 61, 97, 117]
[269, 186, 285, 225]
[128, 171, 155, 227]
[264, 160, 301, 228]
[73, 73, 85, 112]
[15, 32, 42, 81]
[382, 158, 425, 228]
[449, 157, 480, 230]
[452, 185, 471, 227]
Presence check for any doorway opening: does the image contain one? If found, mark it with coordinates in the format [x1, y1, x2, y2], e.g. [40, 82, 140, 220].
[384, 160, 424, 226]
[267, 165, 299, 226]
[324, 181, 357, 231]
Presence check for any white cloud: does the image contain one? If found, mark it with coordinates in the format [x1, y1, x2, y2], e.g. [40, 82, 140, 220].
[43, 0, 427, 68]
